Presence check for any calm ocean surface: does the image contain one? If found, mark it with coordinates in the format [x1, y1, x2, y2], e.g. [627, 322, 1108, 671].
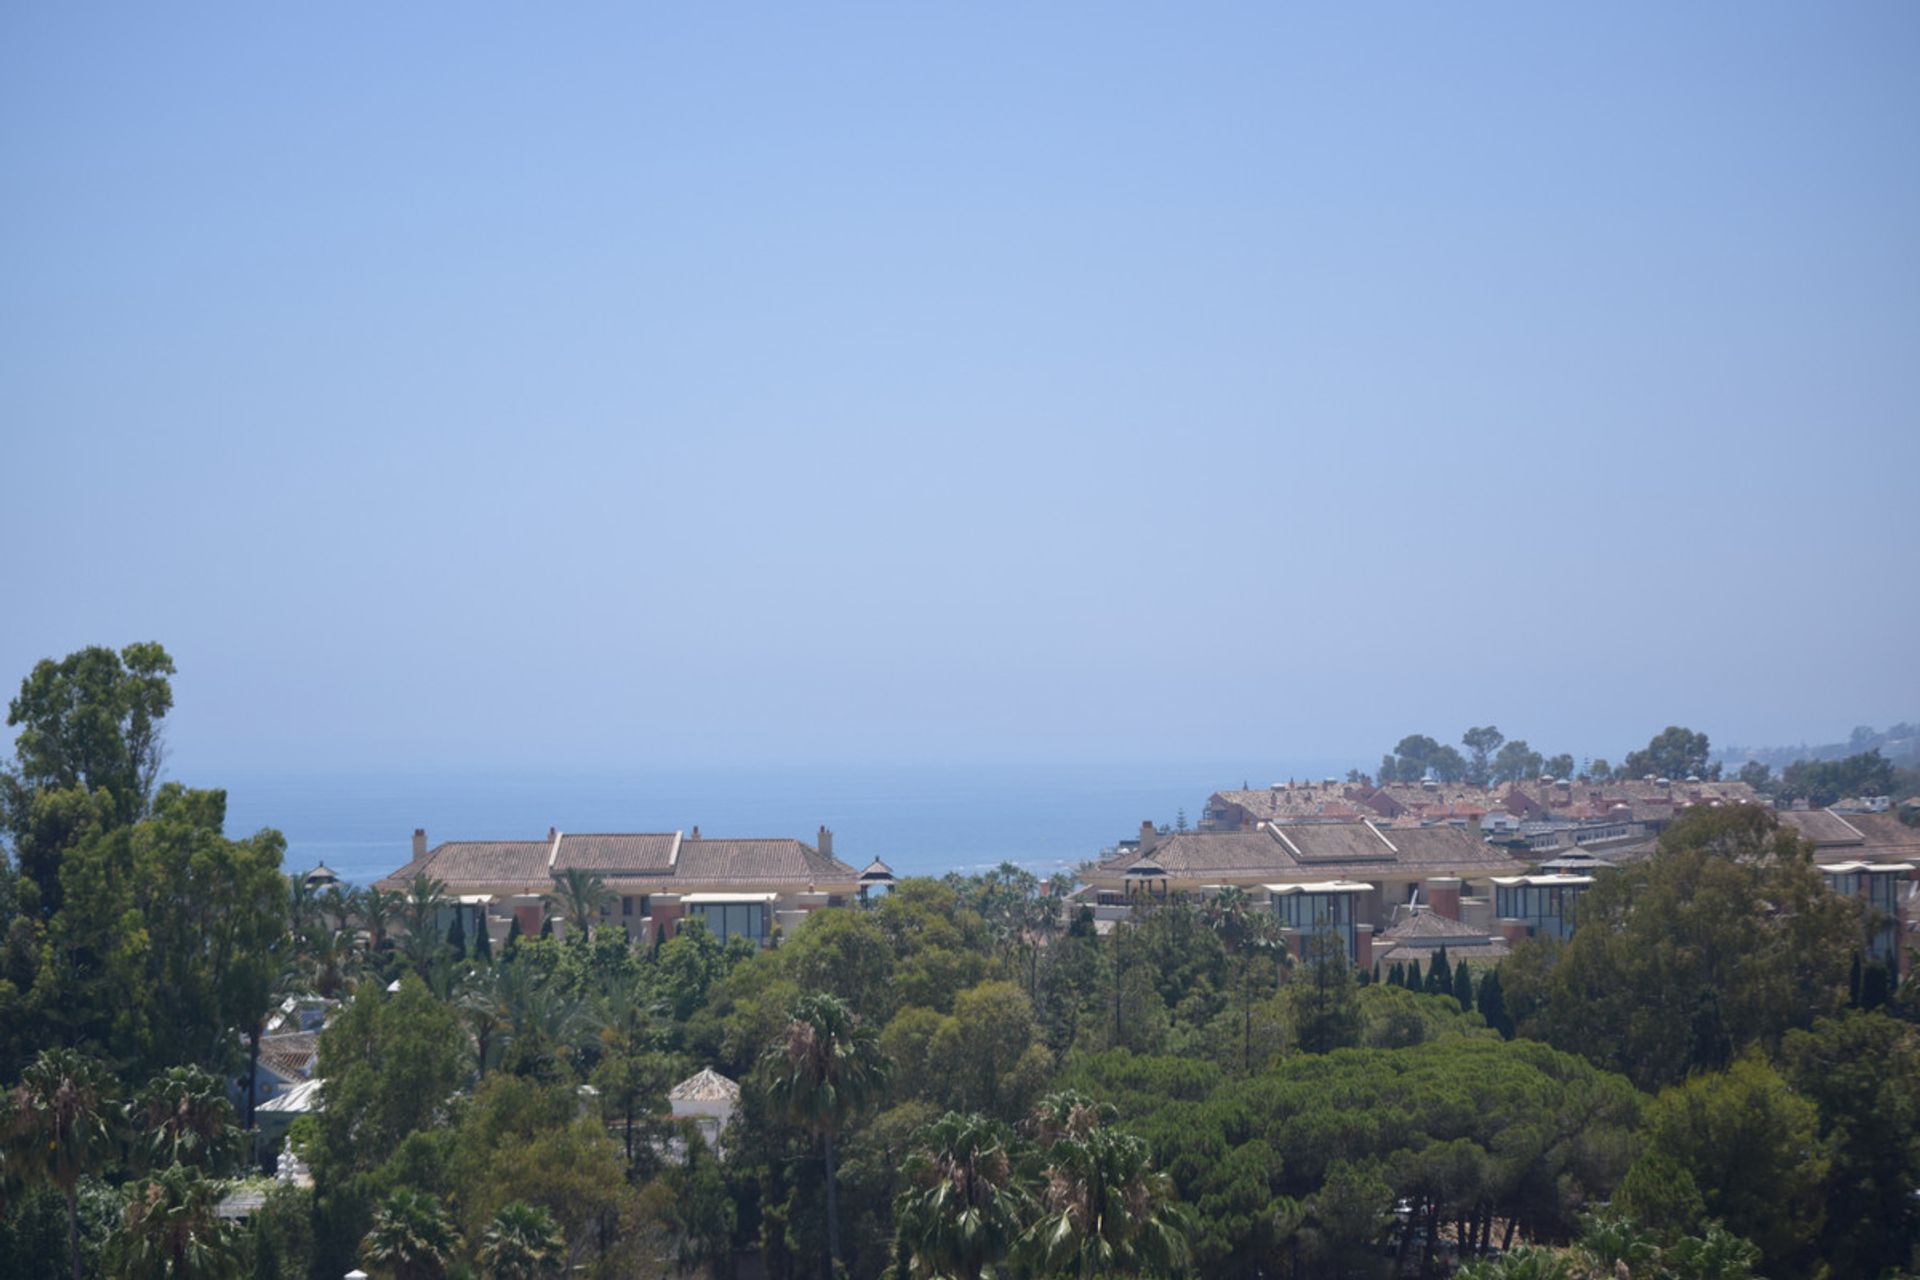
[200, 760, 1350, 885]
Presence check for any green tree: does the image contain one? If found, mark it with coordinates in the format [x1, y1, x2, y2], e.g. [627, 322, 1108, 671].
[1491, 740, 1544, 784]
[312, 976, 465, 1185]
[1503, 806, 1858, 1089]
[542, 867, 614, 943]
[109, 1163, 243, 1280]
[130, 1065, 237, 1174]
[361, 1188, 459, 1280]
[1, 642, 175, 912]
[928, 981, 1051, 1120]
[1542, 753, 1574, 781]
[1777, 1011, 1920, 1274]
[6, 1047, 120, 1280]
[893, 1111, 1027, 1280]
[1639, 1055, 1828, 1270]
[475, 1201, 567, 1280]
[1017, 1124, 1190, 1278]
[759, 992, 891, 1272]
[1452, 958, 1474, 1012]
[401, 875, 451, 979]
[1289, 928, 1360, 1055]
[1475, 968, 1512, 1039]
[1622, 726, 1715, 781]
[1463, 726, 1506, 786]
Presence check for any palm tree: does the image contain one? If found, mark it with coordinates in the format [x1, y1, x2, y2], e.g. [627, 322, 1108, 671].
[402, 874, 452, 979]
[760, 992, 891, 1272]
[362, 1187, 460, 1280]
[543, 867, 615, 942]
[357, 886, 404, 960]
[319, 884, 356, 936]
[1018, 1126, 1190, 1279]
[130, 1065, 237, 1174]
[301, 923, 367, 998]
[7, 1048, 120, 1280]
[476, 1201, 568, 1280]
[109, 1163, 244, 1280]
[894, 1111, 1029, 1280]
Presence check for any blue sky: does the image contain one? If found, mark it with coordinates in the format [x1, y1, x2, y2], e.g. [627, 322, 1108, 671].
[2, 3, 1916, 773]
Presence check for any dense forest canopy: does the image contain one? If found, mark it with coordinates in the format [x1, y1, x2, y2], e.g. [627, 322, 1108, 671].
[3, 646, 1918, 1279]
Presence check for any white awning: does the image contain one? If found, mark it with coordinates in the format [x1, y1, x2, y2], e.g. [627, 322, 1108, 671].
[1819, 861, 1915, 875]
[682, 892, 780, 905]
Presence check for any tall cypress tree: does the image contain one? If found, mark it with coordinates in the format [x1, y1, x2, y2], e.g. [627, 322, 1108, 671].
[1406, 958, 1423, 991]
[473, 914, 493, 962]
[446, 909, 466, 961]
[1425, 947, 1452, 997]
[1453, 958, 1474, 1011]
[1477, 968, 1512, 1038]
[502, 914, 522, 961]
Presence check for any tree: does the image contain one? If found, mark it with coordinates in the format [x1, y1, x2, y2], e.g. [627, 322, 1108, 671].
[1778, 1011, 1920, 1274]
[893, 1112, 1027, 1280]
[2, 643, 175, 912]
[1638, 1055, 1828, 1270]
[1463, 727, 1506, 786]
[1622, 726, 1715, 781]
[1476, 969, 1512, 1039]
[1736, 760, 1773, 792]
[1491, 740, 1544, 784]
[361, 1188, 459, 1280]
[1425, 946, 1453, 997]
[1542, 754, 1574, 781]
[1017, 1124, 1190, 1278]
[759, 992, 891, 1272]
[1778, 750, 1897, 807]
[1502, 806, 1859, 1090]
[7, 1048, 119, 1280]
[130, 1065, 237, 1174]
[1383, 735, 1445, 783]
[476, 1202, 567, 1280]
[312, 977, 465, 1187]
[1429, 746, 1469, 784]
[401, 874, 451, 979]
[542, 868, 614, 943]
[1290, 928, 1360, 1055]
[1589, 759, 1612, 783]
[1452, 958, 1474, 1012]
[109, 1164, 243, 1280]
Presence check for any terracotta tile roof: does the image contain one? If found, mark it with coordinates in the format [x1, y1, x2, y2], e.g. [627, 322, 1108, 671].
[1378, 912, 1499, 943]
[1097, 824, 1525, 882]
[554, 833, 679, 875]
[380, 840, 551, 889]
[257, 1032, 319, 1082]
[1780, 809, 1868, 847]
[1783, 810, 1920, 860]
[1377, 940, 1510, 967]
[673, 837, 858, 884]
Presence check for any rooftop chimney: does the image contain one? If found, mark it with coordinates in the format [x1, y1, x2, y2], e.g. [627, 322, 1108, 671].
[690, 825, 701, 840]
[1138, 819, 1159, 855]
[548, 826, 557, 842]
[817, 825, 833, 857]
[412, 828, 427, 860]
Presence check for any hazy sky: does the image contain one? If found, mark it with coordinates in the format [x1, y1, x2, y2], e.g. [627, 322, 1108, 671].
[3, 4, 1916, 774]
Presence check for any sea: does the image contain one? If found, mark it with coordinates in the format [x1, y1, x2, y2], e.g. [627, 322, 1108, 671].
[201, 760, 1353, 886]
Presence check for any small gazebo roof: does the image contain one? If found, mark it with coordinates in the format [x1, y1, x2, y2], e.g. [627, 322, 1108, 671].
[1124, 858, 1168, 878]
[858, 857, 896, 884]
[303, 863, 340, 885]
[669, 1067, 741, 1104]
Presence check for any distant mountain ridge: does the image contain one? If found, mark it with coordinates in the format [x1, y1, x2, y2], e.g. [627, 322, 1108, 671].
[1717, 721, 1920, 772]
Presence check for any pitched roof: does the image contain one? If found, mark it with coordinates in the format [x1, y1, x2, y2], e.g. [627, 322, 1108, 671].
[382, 840, 551, 888]
[554, 833, 679, 875]
[1099, 824, 1524, 882]
[257, 1031, 320, 1082]
[669, 1067, 741, 1104]
[672, 837, 856, 884]
[1378, 911, 1499, 942]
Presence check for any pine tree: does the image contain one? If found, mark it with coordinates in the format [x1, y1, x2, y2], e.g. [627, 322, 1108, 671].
[1425, 947, 1452, 997]
[1372, 961, 1381, 985]
[1406, 958, 1422, 991]
[1861, 961, 1891, 1011]
[1389, 962, 1404, 988]
[1453, 958, 1474, 1012]
[473, 914, 493, 962]
[446, 909, 466, 960]
[539, 913, 554, 940]
[1849, 952, 1863, 1006]
[502, 914, 522, 961]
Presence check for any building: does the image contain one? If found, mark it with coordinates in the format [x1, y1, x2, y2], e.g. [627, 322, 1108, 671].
[1086, 820, 1529, 965]
[668, 1067, 741, 1150]
[1204, 777, 1761, 834]
[376, 824, 862, 946]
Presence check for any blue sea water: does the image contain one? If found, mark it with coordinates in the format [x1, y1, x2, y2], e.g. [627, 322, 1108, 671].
[199, 760, 1352, 886]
